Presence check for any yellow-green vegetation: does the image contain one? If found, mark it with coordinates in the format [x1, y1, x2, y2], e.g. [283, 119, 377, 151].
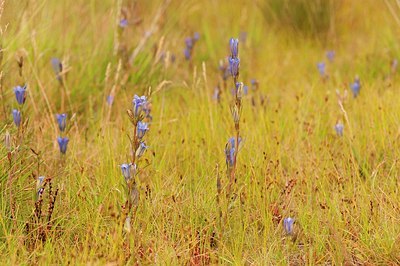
[1, 0, 400, 264]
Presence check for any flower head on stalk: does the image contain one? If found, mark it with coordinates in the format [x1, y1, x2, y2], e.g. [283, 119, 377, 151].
[51, 58, 63, 81]
[283, 217, 295, 235]
[12, 109, 21, 127]
[317, 62, 326, 77]
[136, 121, 149, 140]
[225, 137, 236, 169]
[56, 113, 67, 132]
[229, 38, 239, 58]
[107, 95, 114, 106]
[119, 18, 128, 28]
[326, 50, 335, 62]
[57, 137, 69, 154]
[14, 85, 27, 105]
[136, 142, 148, 158]
[132, 95, 147, 120]
[229, 57, 240, 79]
[121, 163, 136, 183]
[335, 122, 344, 137]
[351, 76, 361, 98]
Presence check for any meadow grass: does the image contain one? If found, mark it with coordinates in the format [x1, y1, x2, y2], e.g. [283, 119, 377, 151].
[1, 0, 400, 264]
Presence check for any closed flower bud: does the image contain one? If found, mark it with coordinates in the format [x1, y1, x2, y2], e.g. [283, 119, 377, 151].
[235, 82, 244, 100]
[231, 104, 240, 126]
[229, 38, 239, 58]
[56, 113, 67, 132]
[283, 217, 295, 235]
[136, 142, 148, 158]
[335, 122, 344, 137]
[57, 137, 69, 154]
[12, 109, 21, 127]
[14, 85, 27, 105]
[132, 95, 147, 119]
[136, 121, 149, 140]
[229, 57, 240, 78]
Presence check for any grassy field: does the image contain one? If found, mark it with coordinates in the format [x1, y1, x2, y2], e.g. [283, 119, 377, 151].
[1, 0, 400, 264]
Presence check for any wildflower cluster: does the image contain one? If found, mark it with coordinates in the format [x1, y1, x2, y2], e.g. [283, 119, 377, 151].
[184, 32, 200, 61]
[12, 85, 26, 129]
[56, 113, 69, 155]
[225, 37, 243, 193]
[121, 94, 151, 232]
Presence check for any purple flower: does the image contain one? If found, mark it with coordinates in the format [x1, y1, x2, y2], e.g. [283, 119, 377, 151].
[136, 142, 148, 158]
[283, 217, 295, 235]
[107, 95, 114, 105]
[326, 50, 335, 62]
[14, 85, 26, 105]
[351, 77, 361, 98]
[317, 62, 325, 76]
[121, 163, 132, 182]
[335, 122, 344, 136]
[229, 57, 240, 78]
[185, 37, 194, 49]
[136, 121, 149, 139]
[51, 58, 63, 80]
[57, 137, 69, 154]
[119, 19, 128, 28]
[225, 137, 236, 168]
[56, 113, 67, 132]
[229, 38, 239, 58]
[12, 109, 21, 127]
[132, 95, 147, 119]
[184, 48, 191, 60]
[243, 85, 248, 95]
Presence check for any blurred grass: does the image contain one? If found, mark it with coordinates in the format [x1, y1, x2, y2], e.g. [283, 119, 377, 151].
[0, 0, 400, 264]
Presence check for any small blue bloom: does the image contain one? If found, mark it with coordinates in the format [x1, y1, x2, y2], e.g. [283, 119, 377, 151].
[243, 85, 248, 95]
[283, 217, 295, 235]
[326, 50, 335, 62]
[132, 95, 147, 118]
[36, 176, 45, 198]
[56, 113, 67, 132]
[57, 137, 69, 154]
[351, 77, 361, 98]
[184, 48, 191, 60]
[225, 137, 236, 168]
[121, 163, 132, 182]
[136, 142, 148, 158]
[136, 121, 149, 139]
[107, 95, 114, 105]
[185, 37, 194, 49]
[14, 85, 27, 105]
[229, 57, 240, 78]
[51, 58, 62, 80]
[119, 18, 128, 28]
[335, 122, 344, 137]
[12, 109, 21, 127]
[229, 38, 239, 58]
[225, 137, 242, 168]
[317, 62, 325, 77]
